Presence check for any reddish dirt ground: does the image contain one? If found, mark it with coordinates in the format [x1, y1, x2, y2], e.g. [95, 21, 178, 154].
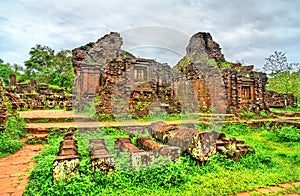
[18, 110, 89, 120]
[236, 181, 300, 196]
[0, 144, 42, 196]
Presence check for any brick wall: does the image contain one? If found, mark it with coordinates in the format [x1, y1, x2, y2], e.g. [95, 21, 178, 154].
[72, 31, 295, 118]
[265, 91, 297, 108]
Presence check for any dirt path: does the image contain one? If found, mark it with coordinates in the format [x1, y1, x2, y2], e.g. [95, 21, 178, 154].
[24, 118, 300, 132]
[18, 110, 90, 120]
[0, 144, 42, 196]
[24, 119, 211, 132]
[237, 181, 300, 196]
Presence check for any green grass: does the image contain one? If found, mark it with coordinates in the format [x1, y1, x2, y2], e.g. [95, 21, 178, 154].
[24, 123, 300, 195]
[0, 115, 26, 157]
[24, 118, 75, 123]
[269, 102, 300, 113]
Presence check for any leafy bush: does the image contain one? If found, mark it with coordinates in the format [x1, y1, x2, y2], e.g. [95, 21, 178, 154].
[269, 125, 300, 142]
[221, 123, 262, 136]
[0, 115, 26, 157]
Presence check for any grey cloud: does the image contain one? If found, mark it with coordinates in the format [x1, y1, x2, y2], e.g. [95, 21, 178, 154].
[0, 0, 300, 69]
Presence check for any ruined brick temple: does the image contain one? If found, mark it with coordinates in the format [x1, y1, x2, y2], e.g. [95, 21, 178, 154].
[0, 76, 73, 129]
[72, 32, 295, 119]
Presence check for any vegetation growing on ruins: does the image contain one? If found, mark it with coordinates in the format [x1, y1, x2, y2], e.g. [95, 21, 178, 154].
[24, 123, 299, 195]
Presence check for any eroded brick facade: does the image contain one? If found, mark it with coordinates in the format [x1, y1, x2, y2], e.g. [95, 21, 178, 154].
[72, 31, 294, 118]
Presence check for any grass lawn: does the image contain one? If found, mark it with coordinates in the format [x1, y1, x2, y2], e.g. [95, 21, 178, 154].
[24, 123, 300, 195]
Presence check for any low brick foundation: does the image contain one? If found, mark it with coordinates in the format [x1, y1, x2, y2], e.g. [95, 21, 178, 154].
[114, 138, 154, 169]
[53, 132, 79, 181]
[89, 139, 115, 172]
[136, 137, 180, 161]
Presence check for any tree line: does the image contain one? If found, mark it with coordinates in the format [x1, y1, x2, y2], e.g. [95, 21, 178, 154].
[0, 46, 299, 100]
[0, 45, 75, 89]
[263, 51, 300, 99]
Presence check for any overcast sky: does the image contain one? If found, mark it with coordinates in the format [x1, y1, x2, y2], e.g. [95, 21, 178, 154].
[1, 0, 299, 69]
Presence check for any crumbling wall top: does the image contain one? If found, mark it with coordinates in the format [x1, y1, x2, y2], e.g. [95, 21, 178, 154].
[186, 32, 225, 62]
[72, 32, 123, 74]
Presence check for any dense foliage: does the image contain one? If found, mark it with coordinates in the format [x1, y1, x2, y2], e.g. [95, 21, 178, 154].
[264, 51, 300, 102]
[23, 45, 75, 89]
[267, 71, 300, 98]
[0, 59, 21, 86]
[0, 115, 26, 157]
[24, 123, 300, 195]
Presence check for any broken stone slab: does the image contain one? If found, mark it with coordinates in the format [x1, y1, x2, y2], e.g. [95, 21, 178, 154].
[114, 138, 154, 168]
[114, 138, 142, 153]
[155, 145, 180, 162]
[58, 148, 78, 156]
[148, 122, 225, 162]
[136, 137, 161, 150]
[89, 138, 115, 172]
[60, 139, 78, 147]
[90, 143, 107, 150]
[136, 137, 180, 161]
[91, 154, 115, 172]
[53, 156, 80, 182]
[63, 132, 76, 140]
[89, 138, 105, 144]
[130, 151, 154, 168]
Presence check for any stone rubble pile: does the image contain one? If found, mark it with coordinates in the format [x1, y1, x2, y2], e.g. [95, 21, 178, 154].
[216, 137, 254, 160]
[136, 137, 180, 162]
[265, 90, 297, 108]
[4, 75, 72, 111]
[148, 122, 254, 162]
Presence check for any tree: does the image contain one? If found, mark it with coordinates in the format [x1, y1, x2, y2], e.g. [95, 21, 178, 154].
[24, 45, 55, 83]
[24, 45, 75, 89]
[12, 63, 24, 73]
[0, 59, 19, 86]
[49, 50, 75, 89]
[264, 51, 300, 100]
[263, 51, 300, 76]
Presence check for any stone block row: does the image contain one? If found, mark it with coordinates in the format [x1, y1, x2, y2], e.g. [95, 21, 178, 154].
[148, 122, 254, 162]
